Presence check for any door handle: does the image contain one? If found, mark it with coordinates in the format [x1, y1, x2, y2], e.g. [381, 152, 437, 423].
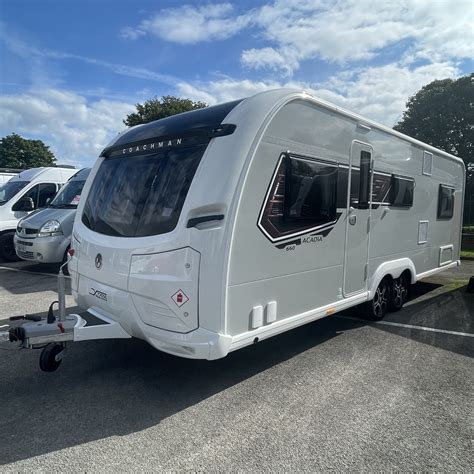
[187, 214, 224, 228]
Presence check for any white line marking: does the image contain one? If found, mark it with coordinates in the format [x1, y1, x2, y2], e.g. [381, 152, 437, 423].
[335, 315, 474, 338]
[0, 265, 69, 278]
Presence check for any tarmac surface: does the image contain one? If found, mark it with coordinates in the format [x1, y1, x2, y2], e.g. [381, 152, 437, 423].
[0, 259, 473, 471]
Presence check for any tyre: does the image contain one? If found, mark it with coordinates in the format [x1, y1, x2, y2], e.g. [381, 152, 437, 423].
[390, 273, 409, 311]
[364, 278, 390, 320]
[0, 232, 19, 262]
[39, 343, 64, 372]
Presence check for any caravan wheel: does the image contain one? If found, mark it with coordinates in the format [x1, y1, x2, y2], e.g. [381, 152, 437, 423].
[389, 273, 409, 311]
[364, 278, 390, 320]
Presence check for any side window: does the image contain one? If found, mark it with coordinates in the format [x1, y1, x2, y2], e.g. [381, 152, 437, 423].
[22, 184, 40, 208]
[390, 175, 414, 208]
[438, 184, 454, 219]
[38, 183, 57, 208]
[372, 172, 391, 205]
[259, 153, 338, 242]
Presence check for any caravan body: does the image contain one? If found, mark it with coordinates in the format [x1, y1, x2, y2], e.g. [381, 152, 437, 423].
[69, 89, 465, 360]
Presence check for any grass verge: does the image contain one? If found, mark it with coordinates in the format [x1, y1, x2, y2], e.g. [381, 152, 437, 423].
[461, 250, 474, 259]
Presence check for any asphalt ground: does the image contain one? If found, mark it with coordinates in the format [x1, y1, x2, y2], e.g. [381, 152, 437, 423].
[0, 259, 473, 471]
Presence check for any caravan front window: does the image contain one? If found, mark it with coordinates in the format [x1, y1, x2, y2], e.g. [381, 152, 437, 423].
[82, 145, 206, 237]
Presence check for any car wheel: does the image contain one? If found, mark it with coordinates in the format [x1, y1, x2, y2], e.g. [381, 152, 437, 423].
[390, 273, 409, 311]
[0, 232, 19, 262]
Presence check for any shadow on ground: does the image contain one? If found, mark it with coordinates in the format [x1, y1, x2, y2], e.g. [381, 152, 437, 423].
[1, 281, 472, 464]
[0, 262, 68, 296]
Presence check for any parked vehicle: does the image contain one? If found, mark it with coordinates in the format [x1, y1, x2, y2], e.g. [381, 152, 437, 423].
[0, 167, 76, 261]
[14, 168, 91, 266]
[1, 89, 465, 371]
[0, 168, 22, 186]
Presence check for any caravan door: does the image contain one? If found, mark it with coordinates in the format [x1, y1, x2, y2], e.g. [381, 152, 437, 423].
[343, 141, 373, 296]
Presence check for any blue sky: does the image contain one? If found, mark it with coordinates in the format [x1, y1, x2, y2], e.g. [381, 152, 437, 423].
[1, 0, 472, 166]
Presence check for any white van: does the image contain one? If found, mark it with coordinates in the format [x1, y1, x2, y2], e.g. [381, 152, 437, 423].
[1, 89, 465, 371]
[0, 167, 76, 261]
[0, 168, 22, 186]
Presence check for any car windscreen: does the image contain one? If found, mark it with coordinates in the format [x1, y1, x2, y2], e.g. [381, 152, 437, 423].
[82, 145, 206, 237]
[49, 179, 87, 209]
[0, 180, 30, 205]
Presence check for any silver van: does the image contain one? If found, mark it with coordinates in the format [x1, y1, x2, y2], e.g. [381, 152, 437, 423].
[14, 168, 91, 266]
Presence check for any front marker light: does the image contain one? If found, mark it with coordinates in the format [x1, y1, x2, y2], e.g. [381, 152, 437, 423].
[38, 220, 63, 237]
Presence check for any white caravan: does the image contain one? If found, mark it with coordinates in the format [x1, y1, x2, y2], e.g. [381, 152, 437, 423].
[0, 167, 76, 261]
[1, 89, 465, 370]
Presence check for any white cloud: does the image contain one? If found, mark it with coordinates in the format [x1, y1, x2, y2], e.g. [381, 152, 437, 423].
[0, 63, 461, 169]
[0, 89, 135, 167]
[121, 1, 472, 75]
[121, 3, 252, 44]
[241, 47, 297, 76]
[241, 0, 473, 74]
[320, 61, 461, 125]
[176, 61, 460, 126]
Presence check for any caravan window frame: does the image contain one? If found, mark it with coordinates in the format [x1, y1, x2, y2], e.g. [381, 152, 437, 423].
[390, 174, 415, 208]
[258, 152, 339, 243]
[437, 184, 455, 220]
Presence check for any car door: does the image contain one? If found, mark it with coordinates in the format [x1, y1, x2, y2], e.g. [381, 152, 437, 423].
[13, 182, 58, 218]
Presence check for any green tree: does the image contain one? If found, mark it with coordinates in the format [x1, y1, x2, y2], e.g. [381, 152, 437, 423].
[124, 95, 208, 127]
[394, 74, 473, 183]
[0, 133, 56, 169]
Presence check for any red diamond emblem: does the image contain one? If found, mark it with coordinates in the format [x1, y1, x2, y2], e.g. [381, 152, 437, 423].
[171, 289, 189, 307]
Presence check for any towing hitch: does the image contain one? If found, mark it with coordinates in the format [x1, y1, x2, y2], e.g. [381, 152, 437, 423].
[0, 261, 130, 372]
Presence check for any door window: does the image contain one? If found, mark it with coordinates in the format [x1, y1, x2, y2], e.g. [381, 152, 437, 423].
[19, 183, 57, 209]
[22, 184, 40, 208]
[38, 183, 57, 207]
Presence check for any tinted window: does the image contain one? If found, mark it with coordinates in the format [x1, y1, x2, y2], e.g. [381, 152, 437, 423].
[50, 179, 87, 208]
[358, 151, 372, 209]
[390, 175, 414, 208]
[260, 154, 338, 241]
[438, 184, 454, 219]
[82, 145, 206, 237]
[0, 180, 29, 205]
[286, 157, 337, 222]
[23, 184, 40, 207]
[372, 172, 391, 205]
[38, 183, 57, 208]
[108, 99, 242, 151]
